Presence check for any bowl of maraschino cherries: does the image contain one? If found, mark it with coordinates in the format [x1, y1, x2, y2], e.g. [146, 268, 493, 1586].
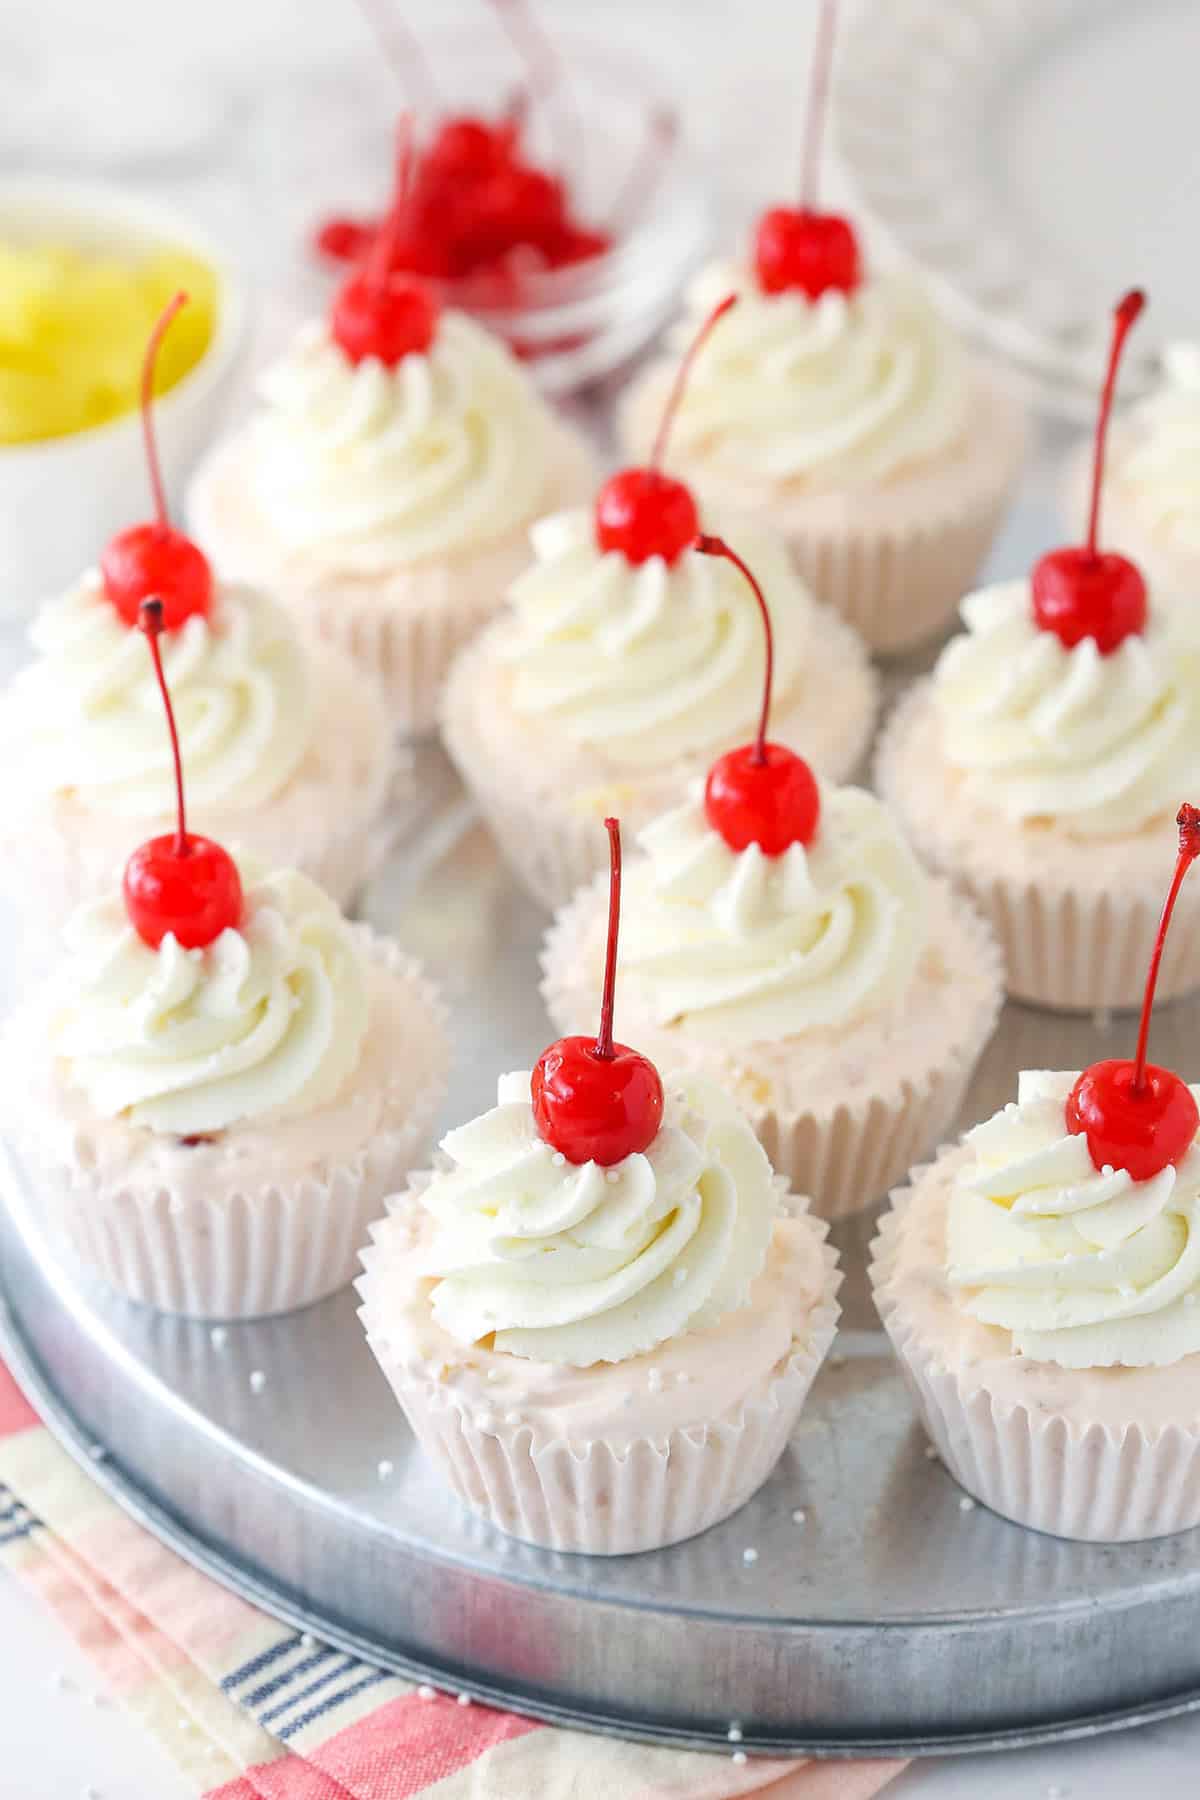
[303, 0, 707, 390]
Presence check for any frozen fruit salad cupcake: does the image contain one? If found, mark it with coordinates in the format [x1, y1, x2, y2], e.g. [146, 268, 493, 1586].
[443, 295, 879, 911]
[360, 819, 839, 1553]
[616, 14, 1025, 654]
[187, 143, 595, 734]
[1066, 340, 1200, 599]
[2, 603, 448, 1320]
[878, 292, 1200, 1011]
[873, 807, 1200, 1541]
[542, 538, 1002, 1220]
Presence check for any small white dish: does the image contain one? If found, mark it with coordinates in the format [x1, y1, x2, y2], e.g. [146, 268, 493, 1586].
[0, 177, 249, 616]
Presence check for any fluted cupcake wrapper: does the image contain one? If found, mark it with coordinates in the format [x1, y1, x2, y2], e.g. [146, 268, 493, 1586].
[871, 1189, 1200, 1541]
[188, 428, 596, 738]
[540, 875, 1004, 1221]
[23, 935, 450, 1321]
[442, 603, 880, 914]
[358, 1190, 841, 1555]
[876, 682, 1200, 1012]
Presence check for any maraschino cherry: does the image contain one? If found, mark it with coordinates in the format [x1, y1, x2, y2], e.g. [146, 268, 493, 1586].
[1031, 289, 1148, 654]
[331, 117, 441, 366]
[753, 0, 861, 300]
[100, 293, 214, 631]
[692, 535, 821, 856]
[531, 818, 664, 1167]
[122, 599, 243, 952]
[1066, 804, 1200, 1182]
[594, 293, 737, 566]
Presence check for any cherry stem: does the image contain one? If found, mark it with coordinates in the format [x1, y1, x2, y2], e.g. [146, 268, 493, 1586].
[649, 292, 738, 475]
[694, 535, 773, 766]
[595, 817, 624, 1063]
[1131, 803, 1200, 1092]
[353, 0, 440, 111]
[1085, 288, 1146, 559]
[140, 290, 188, 533]
[609, 105, 677, 231]
[799, 0, 838, 214]
[366, 113, 415, 294]
[139, 599, 189, 857]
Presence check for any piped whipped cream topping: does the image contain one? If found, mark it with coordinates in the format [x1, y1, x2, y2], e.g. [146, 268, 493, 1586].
[249, 311, 554, 573]
[651, 260, 968, 489]
[948, 1069, 1200, 1368]
[501, 512, 809, 767]
[417, 1073, 776, 1367]
[51, 868, 370, 1136]
[7, 574, 314, 818]
[1111, 343, 1200, 558]
[614, 783, 928, 1044]
[933, 581, 1200, 835]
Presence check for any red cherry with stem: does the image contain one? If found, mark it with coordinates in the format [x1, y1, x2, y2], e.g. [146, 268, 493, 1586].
[331, 116, 440, 366]
[100, 293, 214, 632]
[531, 818, 664, 1167]
[753, 0, 861, 299]
[594, 293, 738, 566]
[1066, 804, 1200, 1181]
[693, 535, 821, 856]
[1032, 289, 1148, 654]
[122, 600, 243, 953]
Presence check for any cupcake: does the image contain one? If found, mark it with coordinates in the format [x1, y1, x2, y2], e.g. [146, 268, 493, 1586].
[541, 536, 1002, 1220]
[443, 294, 879, 911]
[615, 22, 1024, 655]
[2, 603, 448, 1319]
[187, 171, 595, 734]
[360, 818, 839, 1553]
[878, 292, 1200, 1011]
[873, 806, 1200, 1540]
[0, 570, 392, 932]
[1066, 341, 1200, 599]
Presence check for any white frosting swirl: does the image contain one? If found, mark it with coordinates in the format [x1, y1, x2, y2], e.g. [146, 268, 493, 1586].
[249, 312, 555, 573]
[1112, 343, 1200, 557]
[616, 783, 928, 1044]
[418, 1072, 775, 1366]
[652, 260, 968, 488]
[51, 868, 370, 1136]
[6, 574, 313, 817]
[933, 581, 1200, 835]
[948, 1069, 1200, 1368]
[501, 511, 810, 767]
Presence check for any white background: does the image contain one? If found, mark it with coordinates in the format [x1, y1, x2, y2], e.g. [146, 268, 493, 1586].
[2, 1, 1199, 1793]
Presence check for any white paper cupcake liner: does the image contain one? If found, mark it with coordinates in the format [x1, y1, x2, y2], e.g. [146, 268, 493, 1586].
[442, 603, 880, 913]
[188, 428, 596, 737]
[19, 934, 450, 1321]
[359, 1192, 841, 1554]
[619, 367, 1028, 656]
[871, 1164, 1200, 1541]
[876, 681, 1200, 1012]
[540, 875, 1004, 1220]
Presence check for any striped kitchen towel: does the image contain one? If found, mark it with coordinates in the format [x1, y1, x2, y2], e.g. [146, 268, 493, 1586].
[0, 1360, 905, 1799]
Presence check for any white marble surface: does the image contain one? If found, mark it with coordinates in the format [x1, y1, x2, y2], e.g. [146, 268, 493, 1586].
[1, 1, 1197, 1793]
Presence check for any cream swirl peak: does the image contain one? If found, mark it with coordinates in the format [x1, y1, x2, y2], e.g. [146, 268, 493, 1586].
[248, 311, 554, 573]
[51, 867, 370, 1136]
[10, 574, 313, 817]
[418, 1072, 775, 1367]
[1112, 343, 1200, 556]
[948, 1069, 1200, 1368]
[501, 511, 809, 767]
[646, 261, 968, 489]
[933, 581, 1200, 835]
[615, 783, 927, 1044]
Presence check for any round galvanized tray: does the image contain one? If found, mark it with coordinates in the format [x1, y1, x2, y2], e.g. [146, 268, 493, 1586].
[3, 725, 1200, 1758]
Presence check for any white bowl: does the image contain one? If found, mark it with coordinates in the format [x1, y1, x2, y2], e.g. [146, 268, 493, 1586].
[0, 178, 249, 617]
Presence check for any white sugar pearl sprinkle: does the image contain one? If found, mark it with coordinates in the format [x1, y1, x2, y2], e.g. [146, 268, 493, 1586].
[731, 1749, 747, 1765]
[417, 1684, 436, 1701]
[249, 1370, 266, 1394]
[727, 1723, 743, 1742]
[457, 1691, 472, 1707]
[792, 1509, 806, 1524]
[209, 1327, 228, 1349]
[300, 1632, 316, 1649]
[742, 1547, 759, 1565]
[959, 1496, 976, 1512]
[377, 1459, 394, 1480]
